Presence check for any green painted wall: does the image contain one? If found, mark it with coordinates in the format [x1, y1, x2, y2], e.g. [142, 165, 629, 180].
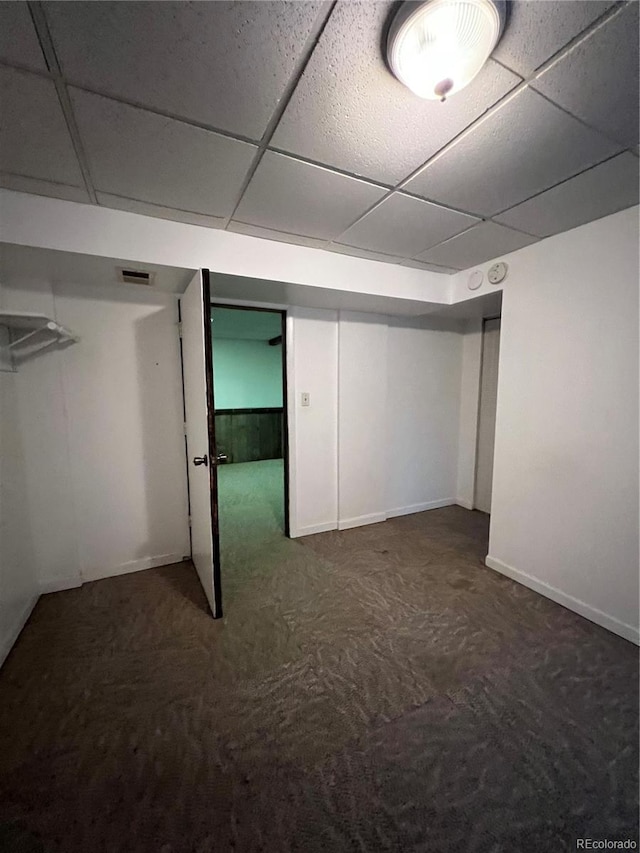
[213, 338, 283, 409]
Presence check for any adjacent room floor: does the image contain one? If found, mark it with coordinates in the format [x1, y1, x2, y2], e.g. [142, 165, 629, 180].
[0, 504, 637, 852]
[217, 458, 286, 590]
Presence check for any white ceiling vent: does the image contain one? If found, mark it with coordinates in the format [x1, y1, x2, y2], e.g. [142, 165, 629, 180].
[118, 268, 155, 286]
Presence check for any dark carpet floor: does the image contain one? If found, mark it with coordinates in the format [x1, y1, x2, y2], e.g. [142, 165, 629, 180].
[0, 472, 638, 852]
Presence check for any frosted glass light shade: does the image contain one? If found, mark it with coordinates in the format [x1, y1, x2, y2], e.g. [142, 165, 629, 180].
[387, 0, 506, 101]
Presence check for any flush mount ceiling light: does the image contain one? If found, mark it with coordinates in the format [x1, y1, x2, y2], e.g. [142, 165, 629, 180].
[387, 0, 506, 101]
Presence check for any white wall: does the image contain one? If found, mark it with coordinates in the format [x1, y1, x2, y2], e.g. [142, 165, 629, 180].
[212, 338, 283, 409]
[288, 308, 463, 536]
[479, 207, 639, 643]
[0, 277, 80, 592]
[0, 275, 190, 590]
[338, 313, 389, 529]
[386, 319, 461, 517]
[0, 284, 40, 666]
[288, 308, 339, 536]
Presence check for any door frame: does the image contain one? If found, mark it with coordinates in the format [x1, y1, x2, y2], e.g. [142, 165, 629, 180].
[209, 298, 291, 538]
[202, 271, 223, 616]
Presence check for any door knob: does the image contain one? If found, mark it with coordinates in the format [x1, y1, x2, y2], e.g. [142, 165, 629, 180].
[193, 455, 208, 467]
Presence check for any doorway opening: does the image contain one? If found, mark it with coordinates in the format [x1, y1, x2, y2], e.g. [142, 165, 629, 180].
[180, 272, 291, 620]
[210, 304, 289, 597]
[474, 316, 501, 514]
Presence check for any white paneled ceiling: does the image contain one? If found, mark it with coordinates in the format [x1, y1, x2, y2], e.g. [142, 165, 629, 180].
[0, 67, 84, 186]
[532, 1, 640, 149]
[416, 221, 539, 269]
[70, 88, 258, 217]
[494, 152, 640, 238]
[404, 88, 621, 216]
[43, 0, 326, 139]
[0, 1, 47, 71]
[490, 0, 617, 75]
[336, 193, 479, 257]
[0, 0, 638, 273]
[233, 150, 388, 240]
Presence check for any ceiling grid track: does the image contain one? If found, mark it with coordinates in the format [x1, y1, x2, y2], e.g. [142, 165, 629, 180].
[488, 148, 630, 220]
[52, 81, 261, 149]
[27, 1, 98, 205]
[222, 0, 338, 229]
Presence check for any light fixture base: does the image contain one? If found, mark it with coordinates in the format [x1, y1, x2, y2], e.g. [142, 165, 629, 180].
[387, 0, 507, 101]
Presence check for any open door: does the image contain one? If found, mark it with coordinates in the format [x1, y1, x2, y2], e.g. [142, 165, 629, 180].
[180, 269, 222, 617]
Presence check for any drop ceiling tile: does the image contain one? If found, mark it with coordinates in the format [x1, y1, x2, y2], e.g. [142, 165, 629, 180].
[0, 173, 90, 204]
[492, 0, 616, 76]
[227, 221, 328, 249]
[45, 1, 325, 141]
[532, 3, 639, 148]
[336, 193, 479, 258]
[405, 88, 621, 217]
[416, 222, 539, 270]
[399, 259, 458, 275]
[494, 153, 640, 238]
[0, 68, 84, 186]
[270, 1, 520, 185]
[71, 89, 257, 218]
[96, 194, 227, 230]
[234, 151, 387, 241]
[0, 2, 48, 71]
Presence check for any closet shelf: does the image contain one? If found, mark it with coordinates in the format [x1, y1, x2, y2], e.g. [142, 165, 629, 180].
[0, 311, 79, 371]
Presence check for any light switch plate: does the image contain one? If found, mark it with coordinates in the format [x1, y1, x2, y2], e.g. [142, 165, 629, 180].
[301, 392, 310, 407]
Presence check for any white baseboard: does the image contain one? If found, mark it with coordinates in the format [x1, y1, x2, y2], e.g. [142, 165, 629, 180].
[40, 576, 82, 594]
[387, 499, 456, 519]
[81, 552, 187, 583]
[0, 593, 39, 669]
[338, 512, 387, 531]
[336, 500, 458, 531]
[456, 498, 474, 510]
[485, 555, 640, 645]
[291, 521, 338, 538]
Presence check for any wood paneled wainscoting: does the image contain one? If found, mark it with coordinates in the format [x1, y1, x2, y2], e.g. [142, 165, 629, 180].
[214, 408, 284, 463]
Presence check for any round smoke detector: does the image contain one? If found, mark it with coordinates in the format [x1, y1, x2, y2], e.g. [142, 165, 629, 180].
[387, 0, 507, 101]
[467, 270, 483, 290]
